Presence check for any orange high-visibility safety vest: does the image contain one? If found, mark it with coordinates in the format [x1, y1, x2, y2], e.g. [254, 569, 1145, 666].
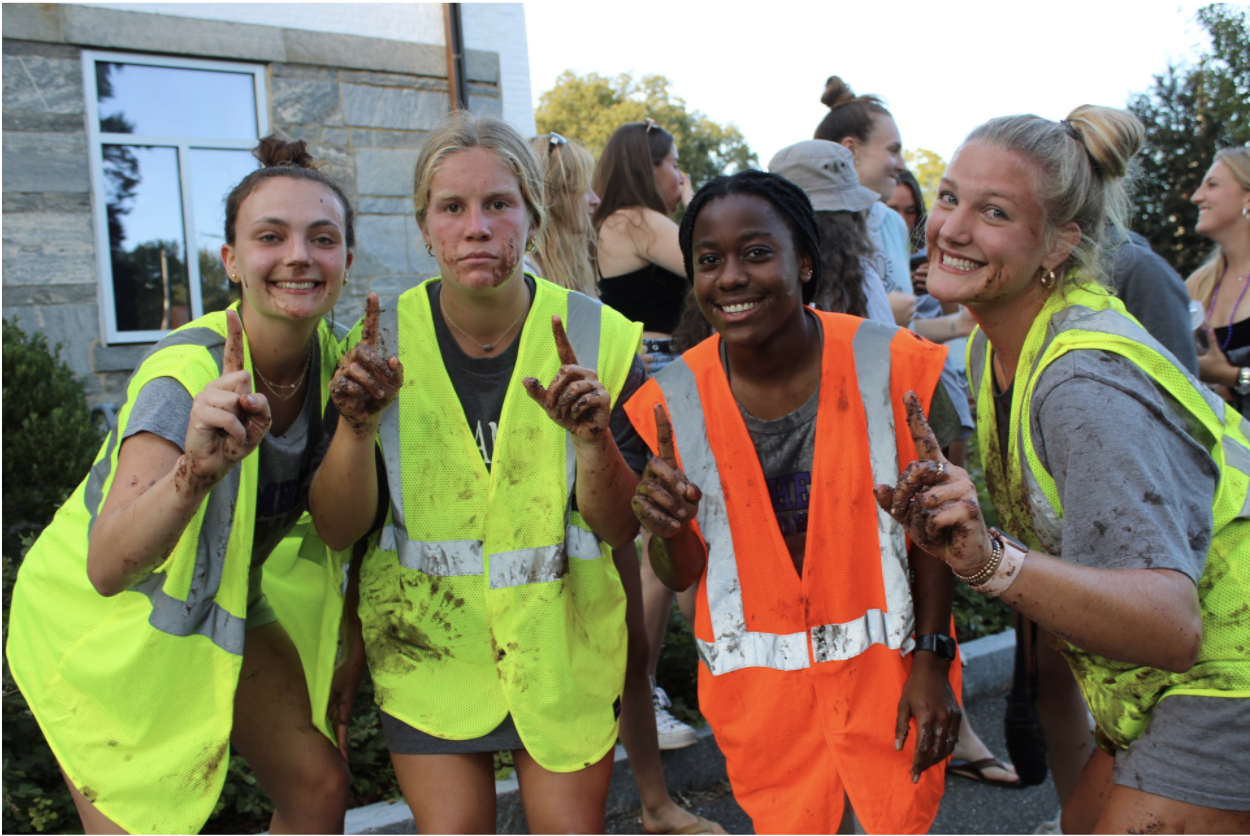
[626, 311, 960, 835]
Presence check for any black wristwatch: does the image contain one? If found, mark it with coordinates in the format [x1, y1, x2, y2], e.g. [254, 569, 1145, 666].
[915, 633, 957, 662]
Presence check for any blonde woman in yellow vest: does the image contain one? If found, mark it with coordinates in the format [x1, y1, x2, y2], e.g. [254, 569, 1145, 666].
[6, 137, 356, 833]
[875, 106, 1250, 833]
[309, 112, 645, 833]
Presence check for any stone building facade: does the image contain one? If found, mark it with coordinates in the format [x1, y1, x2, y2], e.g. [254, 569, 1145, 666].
[3, 3, 526, 406]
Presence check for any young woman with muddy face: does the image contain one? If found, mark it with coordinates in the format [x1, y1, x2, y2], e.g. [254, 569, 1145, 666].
[309, 112, 647, 835]
[6, 136, 356, 834]
[625, 170, 963, 835]
[879, 107, 1250, 833]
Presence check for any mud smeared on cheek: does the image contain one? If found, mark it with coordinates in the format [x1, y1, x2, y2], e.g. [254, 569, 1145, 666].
[493, 239, 521, 288]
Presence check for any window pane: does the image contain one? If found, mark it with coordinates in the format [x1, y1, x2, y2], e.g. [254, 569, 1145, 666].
[96, 62, 257, 139]
[190, 149, 259, 313]
[104, 145, 191, 332]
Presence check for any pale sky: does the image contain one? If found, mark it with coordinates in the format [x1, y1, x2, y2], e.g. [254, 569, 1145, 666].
[524, 0, 1216, 169]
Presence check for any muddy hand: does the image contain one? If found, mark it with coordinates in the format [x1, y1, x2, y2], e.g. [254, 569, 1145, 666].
[633, 403, 702, 538]
[872, 391, 990, 576]
[330, 292, 403, 435]
[523, 315, 610, 443]
[180, 310, 271, 495]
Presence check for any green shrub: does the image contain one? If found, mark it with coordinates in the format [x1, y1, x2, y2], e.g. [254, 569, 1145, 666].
[2, 319, 105, 558]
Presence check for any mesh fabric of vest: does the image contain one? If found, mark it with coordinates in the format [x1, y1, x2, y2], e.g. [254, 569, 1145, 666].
[355, 278, 641, 771]
[969, 284, 1250, 749]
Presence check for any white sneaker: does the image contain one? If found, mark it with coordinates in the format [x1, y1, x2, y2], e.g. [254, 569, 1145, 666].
[652, 685, 697, 749]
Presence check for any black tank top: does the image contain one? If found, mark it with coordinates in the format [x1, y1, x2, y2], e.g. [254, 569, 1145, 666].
[598, 262, 688, 334]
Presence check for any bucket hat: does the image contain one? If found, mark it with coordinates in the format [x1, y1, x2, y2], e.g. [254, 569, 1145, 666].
[768, 140, 881, 213]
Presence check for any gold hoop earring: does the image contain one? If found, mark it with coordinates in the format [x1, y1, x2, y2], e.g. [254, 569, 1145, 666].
[1242, 206, 1250, 221]
[1040, 269, 1057, 289]
[525, 238, 536, 253]
[425, 242, 434, 257]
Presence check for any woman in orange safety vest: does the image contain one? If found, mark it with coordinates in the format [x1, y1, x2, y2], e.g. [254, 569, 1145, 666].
[625, 170, 962, 834]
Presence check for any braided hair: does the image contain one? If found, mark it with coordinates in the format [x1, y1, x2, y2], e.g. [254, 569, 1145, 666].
[678, 170, 823, 304]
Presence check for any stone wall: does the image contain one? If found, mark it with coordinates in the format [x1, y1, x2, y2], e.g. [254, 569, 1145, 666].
[2, 3, 504, 404]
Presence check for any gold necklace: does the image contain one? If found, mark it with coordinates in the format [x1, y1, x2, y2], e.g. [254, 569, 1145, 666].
[254, 352, 311, 402]
[440, 297, 527, 353]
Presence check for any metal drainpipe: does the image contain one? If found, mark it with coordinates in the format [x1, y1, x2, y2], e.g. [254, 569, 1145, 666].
[443, 3, 469, 111]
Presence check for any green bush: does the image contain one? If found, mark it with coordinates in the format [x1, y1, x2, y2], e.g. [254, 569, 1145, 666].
[2, 319, 106, 558]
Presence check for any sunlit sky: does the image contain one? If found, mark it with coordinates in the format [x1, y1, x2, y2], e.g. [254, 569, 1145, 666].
[524, 0, 1216, 168]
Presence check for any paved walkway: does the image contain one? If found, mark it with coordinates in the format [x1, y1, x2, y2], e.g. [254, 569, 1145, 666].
[605, 685, 1061, 835]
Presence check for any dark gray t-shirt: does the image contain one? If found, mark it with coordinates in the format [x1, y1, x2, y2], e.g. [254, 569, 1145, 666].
[124, 348, 322, 567]
[427, 278, 650, 474]
[735, 314, 960, 574]
[1110, 231, 1200, 376]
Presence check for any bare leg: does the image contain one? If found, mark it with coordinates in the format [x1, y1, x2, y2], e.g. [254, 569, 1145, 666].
[951, 711, 1020, 784]
[391, 751, 497, 834]
[1033, 627, 1093, 805]
[1096, 783, 1250, 834]
[231, 622, 350, 834]
[513, 747, 615, 833]
[1062, 747, 1112, 835]
[60, 767, 127, 835]
[640, 531, 676, 680]
[676, 583, 696, 626]
[614, 545, 723, 834]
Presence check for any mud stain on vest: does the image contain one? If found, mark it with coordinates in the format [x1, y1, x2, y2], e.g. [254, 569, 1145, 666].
[187, 741, 228, 791]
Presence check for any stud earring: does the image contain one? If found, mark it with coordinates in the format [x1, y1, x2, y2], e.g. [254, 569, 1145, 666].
[1242, 206, 1249, 221]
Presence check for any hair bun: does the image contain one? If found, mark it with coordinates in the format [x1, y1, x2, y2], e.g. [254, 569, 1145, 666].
[820, 76, 856, 110]
[253, 134, 319, 169]
[1064, 105, 1143, 180]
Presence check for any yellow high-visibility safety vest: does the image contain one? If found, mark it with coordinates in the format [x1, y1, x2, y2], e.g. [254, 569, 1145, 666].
[968, 283, 1250, 749]
[355, 275, 642, 771]
[6, 306, 347, 834]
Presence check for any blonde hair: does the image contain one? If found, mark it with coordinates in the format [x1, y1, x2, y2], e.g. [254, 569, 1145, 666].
[963, 105, 1144, 289]
[1185, 147, 1250, 309]
[413, 111, 546, 242]
[528, 135, 598, 296]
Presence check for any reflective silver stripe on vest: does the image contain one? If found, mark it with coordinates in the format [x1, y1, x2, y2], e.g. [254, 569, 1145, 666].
[84, 327, 225, 532]
[380, 287, 606, 584]
[840, 320, 915, 660]
[655, 358, 808, 675]
[133, 462, 246, 655]
[80, 324, 246, 655]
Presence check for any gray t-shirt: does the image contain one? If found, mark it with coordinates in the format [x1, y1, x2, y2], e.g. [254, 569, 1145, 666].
[735, 313, 960, 575]
[124, 348, 322, 568]
[1110, 231, 1200, 376]
[994, 349, 1244, 803]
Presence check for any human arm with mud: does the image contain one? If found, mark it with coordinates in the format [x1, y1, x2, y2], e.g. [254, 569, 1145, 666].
[309, 293, 403, 551]
[87, 310, 272, 596]
[874, 391, 1202, 674]
[631, 404, 707, 592]
[523, 315, 639, 549]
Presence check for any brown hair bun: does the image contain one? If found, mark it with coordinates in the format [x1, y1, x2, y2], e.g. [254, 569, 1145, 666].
[253, 134, 319, 169]
[820, 76, 857, 110]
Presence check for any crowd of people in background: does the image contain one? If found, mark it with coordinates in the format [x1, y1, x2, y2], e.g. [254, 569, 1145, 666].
[5, 69, 1249, 836]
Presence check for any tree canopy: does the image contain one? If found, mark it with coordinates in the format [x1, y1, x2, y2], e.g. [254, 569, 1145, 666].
[535, 71, 757, 189]
[1128, 3, 1249, 278]
[904, 148, 946, 211]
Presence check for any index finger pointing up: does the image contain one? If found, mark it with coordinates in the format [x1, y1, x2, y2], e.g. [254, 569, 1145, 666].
[904, 390, 946, 463]
[223, 309, 245, 375]
[552, 315, 578, 367]
[654, 403, 678, 469]
[360, 292, 380, 347]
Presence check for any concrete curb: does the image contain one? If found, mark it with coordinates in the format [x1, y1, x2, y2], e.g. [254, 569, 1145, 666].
[345, 628, 1016, 835]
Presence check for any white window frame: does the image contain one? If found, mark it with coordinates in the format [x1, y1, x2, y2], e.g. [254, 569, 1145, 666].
[83, 50, 270, 345]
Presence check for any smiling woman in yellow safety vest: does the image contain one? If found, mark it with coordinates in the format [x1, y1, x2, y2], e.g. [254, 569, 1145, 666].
[6, 137, 355, 834]
[308, 112, 645, 834]
[876, 106, 1250, 834]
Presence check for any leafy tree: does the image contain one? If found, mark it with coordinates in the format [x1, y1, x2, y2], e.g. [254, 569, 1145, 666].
[1127, 3, 1249, 278]
[904, 148, 947, 210]
[536, 71, 757, 189]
